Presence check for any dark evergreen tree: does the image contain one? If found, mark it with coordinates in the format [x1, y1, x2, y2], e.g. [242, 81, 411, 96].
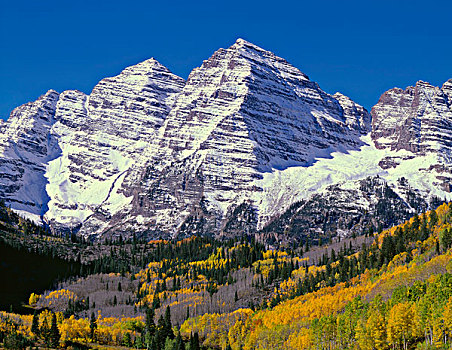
[50, 312, 60, 348]
[175, 332, 185, 350]
[429, 209, 438, 227]
[31, 311, 39, 336]
[146, 307, 156, 337]
[152, 293, 160, 309]
[40, 317, 50, 345]
[189, 332, 200, 350]
[164, 306, 174, 340]
[441, 228, 452, 251]
[90, 312, 97, 341]
[156, 314, 166, 348]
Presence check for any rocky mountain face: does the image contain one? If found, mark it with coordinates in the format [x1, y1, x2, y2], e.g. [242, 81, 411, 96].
[0, 59, 185, 235]
[371, 80, 452, 192]
[0, 90, 60, 217]
[0, 39, 451, 242]
[372, 80, 452, 155]
[256, 79, 452, 245]
[114, 39, 371, 238]
[258, 176, 442, 246]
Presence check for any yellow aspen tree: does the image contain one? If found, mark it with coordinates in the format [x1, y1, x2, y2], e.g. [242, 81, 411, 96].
[28, 292, 40, 305]
[432, 317, 445, 349]
[387, 302, 414, 350]
[444, 297, 452, 346]
[356, 320, 372, 350]
[367, 311, 388, 350]
[287, 328, 313, 350]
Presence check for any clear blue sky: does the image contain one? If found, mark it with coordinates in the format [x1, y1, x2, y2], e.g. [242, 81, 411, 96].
[1, 0, 451, 119]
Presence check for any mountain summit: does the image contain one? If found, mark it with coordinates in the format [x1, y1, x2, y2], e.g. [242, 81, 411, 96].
[0, 40, 450, 242]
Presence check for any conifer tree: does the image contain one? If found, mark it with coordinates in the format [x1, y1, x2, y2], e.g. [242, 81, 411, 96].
[50, 312, 60, 348]
[90, 312, 97, 341]
[31, 311, 39, 337]
[146, 307, 156, 337]
[156, 314, 167, 348]
[190, 332, 200, 350]
[164, 306, 174, 340]
[40, 316, 50, 345]
[175, 332, 185, 350]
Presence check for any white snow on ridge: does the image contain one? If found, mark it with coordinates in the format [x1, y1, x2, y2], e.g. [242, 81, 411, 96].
[254, 134, 452, 228]
[13, 209, 42, 225]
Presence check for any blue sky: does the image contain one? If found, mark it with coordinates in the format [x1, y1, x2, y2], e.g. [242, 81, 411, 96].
[1, 0, 451, 119]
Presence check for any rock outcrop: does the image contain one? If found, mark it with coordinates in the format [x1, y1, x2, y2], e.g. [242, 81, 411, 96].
[371, 79, 452, 192]
[371, 80, 452, 156]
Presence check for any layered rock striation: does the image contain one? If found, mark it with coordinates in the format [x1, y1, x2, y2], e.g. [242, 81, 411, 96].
[371, 79, 452, 192]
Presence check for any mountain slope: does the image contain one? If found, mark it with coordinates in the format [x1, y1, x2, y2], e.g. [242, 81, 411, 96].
[0, 90, 60, 222]
[371, 79, 452, 192]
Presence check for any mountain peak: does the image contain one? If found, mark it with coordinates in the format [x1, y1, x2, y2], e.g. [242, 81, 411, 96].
[119, 57, 177, 77]
[372, 79, 452, 155]
[234, 37, 248, 44]
[415, 80, 435, 89]
[45, 89, 59, 96]
[442, 78, 452, 90]
[232, 38, 259, 48]
[2, 40, 449, 242]
[229, 38, 273, 57]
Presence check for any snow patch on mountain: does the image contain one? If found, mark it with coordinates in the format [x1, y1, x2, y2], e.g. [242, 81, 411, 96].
[255, 133, 452, 228]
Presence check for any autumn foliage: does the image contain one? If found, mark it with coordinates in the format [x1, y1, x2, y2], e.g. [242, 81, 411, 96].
[2, 203, 452, 349]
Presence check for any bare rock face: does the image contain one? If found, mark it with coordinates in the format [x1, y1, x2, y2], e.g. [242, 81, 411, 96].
[49, 59, 185, 235]
[371, 79, 452, 193]
[0, 58, 184, 233]
[442, 79, 452, 103]
[371, 80, 452, 156]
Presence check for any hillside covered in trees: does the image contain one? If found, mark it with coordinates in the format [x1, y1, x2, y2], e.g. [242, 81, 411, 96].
[1, 202, 452, 349]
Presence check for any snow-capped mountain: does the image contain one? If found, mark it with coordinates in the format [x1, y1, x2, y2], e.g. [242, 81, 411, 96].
[0, 58, 185, 235]
[113, 39, 371, 238]
[0, 39, 450, 241]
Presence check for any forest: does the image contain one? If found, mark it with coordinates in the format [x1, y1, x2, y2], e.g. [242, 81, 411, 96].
[1, 201, 452, 349]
